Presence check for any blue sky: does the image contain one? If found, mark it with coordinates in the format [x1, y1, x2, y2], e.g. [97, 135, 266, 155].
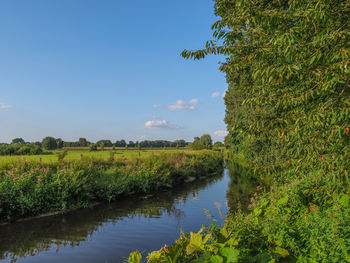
[0, 0, 228, 143]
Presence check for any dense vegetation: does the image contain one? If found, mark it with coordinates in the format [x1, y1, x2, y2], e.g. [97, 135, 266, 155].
[0, 170, 227, 262]
[0, 137, 191, 156]
[189, 134, 214, 150]
[129, 0, 350, 262]
[0, 143, 42, 156]
[0, 151, 223, 223]
[0, 135, 224, 156]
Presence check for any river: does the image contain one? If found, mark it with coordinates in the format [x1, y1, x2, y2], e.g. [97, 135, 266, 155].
[0, 164, 256, 263]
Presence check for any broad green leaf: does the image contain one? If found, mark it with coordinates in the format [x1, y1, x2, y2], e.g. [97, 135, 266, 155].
[219, 247, 240, 263]
[209, 255, 223, 263]
[274, 247, 289, 257]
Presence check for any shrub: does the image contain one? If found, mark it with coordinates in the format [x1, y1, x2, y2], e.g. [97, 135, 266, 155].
[0, 151, 223, 222]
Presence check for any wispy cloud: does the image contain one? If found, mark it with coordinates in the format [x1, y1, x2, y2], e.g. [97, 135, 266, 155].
[144, 120, 180, 129]
[211, 92, 220, 98]
[213, 130, 228, 137]
[211, 91, 226, 99]
[168, 99, 199, 111]
[152, 99, 199, 111]
[0, 102, 11, 109]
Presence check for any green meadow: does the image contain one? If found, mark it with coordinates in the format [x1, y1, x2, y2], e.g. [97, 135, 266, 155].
[0, 148, 194, 164]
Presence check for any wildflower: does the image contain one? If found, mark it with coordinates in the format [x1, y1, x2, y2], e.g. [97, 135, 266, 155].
[346, 127, 349, 135]
[257, 185, 260, 191]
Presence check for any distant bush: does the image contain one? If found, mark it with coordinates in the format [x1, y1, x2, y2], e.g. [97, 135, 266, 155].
[0, 143, 42, 156]
[89, 144, 98, 151]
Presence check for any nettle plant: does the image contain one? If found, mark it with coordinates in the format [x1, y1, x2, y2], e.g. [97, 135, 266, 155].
[182, 0, 349, 179]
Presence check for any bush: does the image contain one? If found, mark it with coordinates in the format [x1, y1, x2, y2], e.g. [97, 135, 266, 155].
[0, 151, 223, 222]
[89, 144, 98, 151]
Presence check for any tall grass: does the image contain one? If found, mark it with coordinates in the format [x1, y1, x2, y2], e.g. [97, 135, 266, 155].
[129, 156, 350, 263]
[0, 151, 223, 222]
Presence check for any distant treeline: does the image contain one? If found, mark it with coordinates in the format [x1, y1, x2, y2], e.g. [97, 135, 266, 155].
[0, 137, 189, 156]
[0, 142, 42, 156]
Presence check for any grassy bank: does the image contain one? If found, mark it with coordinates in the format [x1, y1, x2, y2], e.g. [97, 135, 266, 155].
[128, 155, 349, 263]
[0, 151, 223, 223]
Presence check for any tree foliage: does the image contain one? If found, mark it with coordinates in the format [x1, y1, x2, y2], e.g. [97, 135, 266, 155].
[11, 138, 25, 144]
[200, 134, 213, 149]
[190, 135, 213, 150]
[182, 0, 349, 180]
[41, 137, 57, 150]
[167, 0, 350, 261]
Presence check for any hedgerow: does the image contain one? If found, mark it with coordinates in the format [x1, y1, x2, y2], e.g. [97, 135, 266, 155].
[129, 0, 349, 262]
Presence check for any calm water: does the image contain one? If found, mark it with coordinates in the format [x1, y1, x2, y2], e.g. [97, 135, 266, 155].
[0, 165, 256, 263]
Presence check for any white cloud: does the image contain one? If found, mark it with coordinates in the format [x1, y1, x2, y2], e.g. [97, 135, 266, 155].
[189, 98, 199, 104]
[213, 130, 229, 137]
[144, 120, 180, 129]
[168, 99, 199, 111]
[212, 92, 220, 98]
[0, 102, 11, 109]
[222, 91, 227, 98]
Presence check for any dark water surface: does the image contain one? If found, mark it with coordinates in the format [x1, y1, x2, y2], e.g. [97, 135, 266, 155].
[0, 166, 255, 263]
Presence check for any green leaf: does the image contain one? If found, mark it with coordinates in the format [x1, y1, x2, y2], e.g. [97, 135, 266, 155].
[277, 196, 288, 206]
[274, 247, 289, 258]
[186, 227, 210, 255]
[219, 247, 240, 262]
[128, 251, 142, 263]
[209, 255, 224, 263]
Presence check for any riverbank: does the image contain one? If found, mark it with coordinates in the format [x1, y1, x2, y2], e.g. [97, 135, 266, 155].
[0, 151, 223, 223]
[0, 168, 232, 262]
[128, 155, 350, 262]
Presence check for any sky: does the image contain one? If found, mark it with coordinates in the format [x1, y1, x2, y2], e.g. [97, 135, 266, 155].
[0, 0, 228, 143]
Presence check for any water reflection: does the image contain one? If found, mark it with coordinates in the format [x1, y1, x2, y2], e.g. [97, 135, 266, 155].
[226, 160, 257, 213]
[0, 162, 256, 263]
[0, 175, 223, 262]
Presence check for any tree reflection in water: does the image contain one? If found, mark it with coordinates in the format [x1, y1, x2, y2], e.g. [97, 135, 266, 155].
[0, 162, 257, 262]
[0, 174, 222, 262]
[225, 160, 258, 214]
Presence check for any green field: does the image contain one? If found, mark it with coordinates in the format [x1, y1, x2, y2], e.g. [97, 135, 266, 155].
[0, 148, 195, 164]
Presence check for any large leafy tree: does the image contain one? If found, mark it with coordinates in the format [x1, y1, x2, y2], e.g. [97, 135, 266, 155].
[11, 138, 25, 144]
[182, 0, 349, 178]
[41, 136, 57, 150]
[200, 134, 213, 149]
[126, 1, 349, 262]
